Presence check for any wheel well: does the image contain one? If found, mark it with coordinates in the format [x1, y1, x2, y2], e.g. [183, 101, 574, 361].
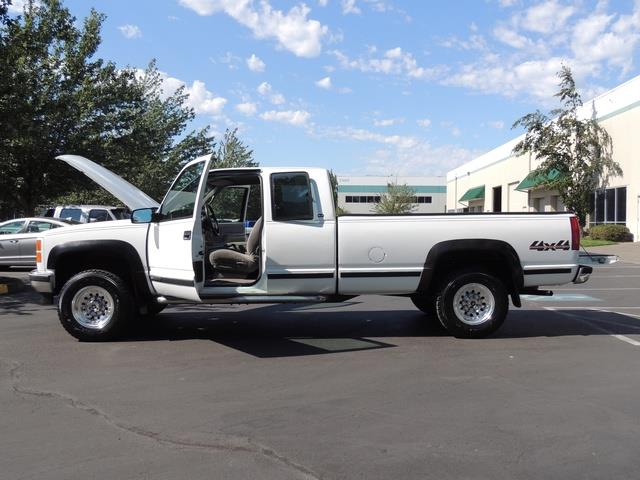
[426, 250, 520, 297]
[54, 253, 133, 295]
[49, 241, 152, 304]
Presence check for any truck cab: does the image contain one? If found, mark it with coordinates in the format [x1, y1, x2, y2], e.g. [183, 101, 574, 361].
[131, 156, 337, 303]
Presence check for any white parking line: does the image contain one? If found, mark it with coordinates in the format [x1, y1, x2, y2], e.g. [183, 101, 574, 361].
[544, 307, 640, 347]
[554, 288, 640, 291]
[592, 275, 640, 278]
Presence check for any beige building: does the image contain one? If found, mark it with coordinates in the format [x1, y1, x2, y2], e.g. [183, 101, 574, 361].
[447, 74, 640, 241]
[337, 176, 446, 214]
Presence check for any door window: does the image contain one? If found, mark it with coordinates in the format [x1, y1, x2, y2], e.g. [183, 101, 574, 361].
[270, 173, 313, 221]
[0, 220, 26, 234]
[159, 161, 205, 220]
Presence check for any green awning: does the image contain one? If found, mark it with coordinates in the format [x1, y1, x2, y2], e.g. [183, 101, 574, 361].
[516, 169, 561, 191]
[459, 185, 485, 202]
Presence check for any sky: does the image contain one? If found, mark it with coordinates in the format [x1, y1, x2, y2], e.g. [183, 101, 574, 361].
[10, 0, 640, 176]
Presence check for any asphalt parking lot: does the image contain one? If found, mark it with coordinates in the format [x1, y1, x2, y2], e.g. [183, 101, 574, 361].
[2, 258, 640, 480]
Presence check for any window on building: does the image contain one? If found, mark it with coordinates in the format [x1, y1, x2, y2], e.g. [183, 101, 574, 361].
[590, 187, 627, 225]
[345, 196, 353, 203]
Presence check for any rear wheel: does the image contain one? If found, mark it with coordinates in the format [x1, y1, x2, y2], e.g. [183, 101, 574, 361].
[435, 269, 508, 338]
[58, 269, 133, 341]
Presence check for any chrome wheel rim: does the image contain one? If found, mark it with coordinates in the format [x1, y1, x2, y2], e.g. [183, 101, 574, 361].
[452, 283, 495, 326]
[71, 286, 114, 330]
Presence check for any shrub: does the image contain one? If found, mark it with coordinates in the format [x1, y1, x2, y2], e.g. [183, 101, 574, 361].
[588, 224, 631, 242]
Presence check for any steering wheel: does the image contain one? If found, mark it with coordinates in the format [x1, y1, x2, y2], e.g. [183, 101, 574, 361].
[204, 204, 220, 237]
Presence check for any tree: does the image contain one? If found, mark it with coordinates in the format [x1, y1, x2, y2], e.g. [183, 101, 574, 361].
[374, 182, 416, 214]
[328, 169, 347, 215]
[0, 0, 252, 216]
[512, 66, 622, 227]
[214, 128, 257, 169]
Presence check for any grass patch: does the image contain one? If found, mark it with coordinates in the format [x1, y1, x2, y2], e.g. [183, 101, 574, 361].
[581, 237, 617, 247]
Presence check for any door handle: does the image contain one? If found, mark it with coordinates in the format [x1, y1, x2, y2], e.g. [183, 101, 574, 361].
[183, 231, 191, 240]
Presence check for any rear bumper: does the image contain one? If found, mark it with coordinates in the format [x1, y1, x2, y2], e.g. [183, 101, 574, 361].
[29, 269, 55, 294]
[572, 265, 593, 284]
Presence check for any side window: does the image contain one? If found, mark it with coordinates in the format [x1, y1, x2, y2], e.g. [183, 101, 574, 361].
[210, 187, 248, 223]
[0, 220, 26, 234]
[88, 209, 110, 222]
[160, 161, 205, 220]
[59, 208, 82, 222]
[271, 172, 314, 221]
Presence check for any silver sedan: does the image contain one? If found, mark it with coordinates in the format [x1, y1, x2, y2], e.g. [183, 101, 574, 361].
[0, 218, 75, 268]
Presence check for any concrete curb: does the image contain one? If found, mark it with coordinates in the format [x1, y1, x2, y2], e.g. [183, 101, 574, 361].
[0, 277, 25, 295]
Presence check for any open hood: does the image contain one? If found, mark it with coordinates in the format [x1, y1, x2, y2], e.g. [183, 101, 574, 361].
[57, 155, 160, 210]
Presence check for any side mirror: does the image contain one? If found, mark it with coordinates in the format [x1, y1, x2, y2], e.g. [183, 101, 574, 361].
[131, 207, 157, 224]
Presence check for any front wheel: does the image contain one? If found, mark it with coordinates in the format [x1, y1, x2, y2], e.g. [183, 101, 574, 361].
[435, 269, 508, 338]
[58, 269, 133, 341]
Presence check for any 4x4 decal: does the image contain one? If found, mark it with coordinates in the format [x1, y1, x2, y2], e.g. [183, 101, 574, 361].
[529, 240, 570, 251]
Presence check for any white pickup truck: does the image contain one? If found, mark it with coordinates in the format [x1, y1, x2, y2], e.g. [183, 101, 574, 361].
[30, 154, 592, 341]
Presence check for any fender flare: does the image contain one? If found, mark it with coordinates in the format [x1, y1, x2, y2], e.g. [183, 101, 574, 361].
[416, 239, 524, 307]
[48, 240, 154, 300]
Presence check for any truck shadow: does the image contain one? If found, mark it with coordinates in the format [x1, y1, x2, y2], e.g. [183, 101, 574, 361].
[123, 304, 640, 357]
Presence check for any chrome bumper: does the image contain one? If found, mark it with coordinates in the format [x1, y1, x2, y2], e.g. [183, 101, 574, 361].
[29, 269, 54, 294]
[573, 265, 593, 284]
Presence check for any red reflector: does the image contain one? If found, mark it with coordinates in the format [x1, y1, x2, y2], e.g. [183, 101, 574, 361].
[35, 252, 42, 263]
[570, 216, 580, 250]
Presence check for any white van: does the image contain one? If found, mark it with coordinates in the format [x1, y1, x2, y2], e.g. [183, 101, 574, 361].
[43, 205, 130, 223]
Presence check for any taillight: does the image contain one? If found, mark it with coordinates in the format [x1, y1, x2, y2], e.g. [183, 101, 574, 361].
[570, 216, 580, 250]
[35, 238, 43, 265]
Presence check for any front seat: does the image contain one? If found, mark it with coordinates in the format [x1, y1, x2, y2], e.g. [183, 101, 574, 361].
[209, 217, 263, 275]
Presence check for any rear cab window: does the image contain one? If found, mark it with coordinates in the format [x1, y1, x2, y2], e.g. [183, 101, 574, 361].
[270, 172, 314, 221]
[59, 208, 83, 222]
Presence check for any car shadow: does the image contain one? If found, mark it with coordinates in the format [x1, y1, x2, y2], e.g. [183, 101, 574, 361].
[120, 304, 640, 357]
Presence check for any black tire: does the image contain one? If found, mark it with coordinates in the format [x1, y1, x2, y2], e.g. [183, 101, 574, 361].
[58, 269, 133, 341]
[435, 269, 508, 338]
[410, 293, 437, 316]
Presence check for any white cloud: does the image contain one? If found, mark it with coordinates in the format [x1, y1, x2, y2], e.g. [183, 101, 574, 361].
[260, 110, 311, 127]
[235, 102, 258, 116]
[257, 81, 285, 104]
[318, 0, 329, 6]
[488, 120, 505, 129]
[333, 47, 445, 80]
[118, 24, 142, 39]
[319, 125, 476, 175]
[571, 7, 640, 74]
[493, 25, 531, 49]
[417, 118, 431, 128]
[7, 0, 40, 14]
[184, 80, 227, 115]
[373, 118, 403, 127]
[520, 0, 575, 34]
[341, 0, 361, 14]
[315, 76, 332, 89]
[246, 53, 266, 72]
[142, 70, 227, 116]
[179, 0, 329, 57]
